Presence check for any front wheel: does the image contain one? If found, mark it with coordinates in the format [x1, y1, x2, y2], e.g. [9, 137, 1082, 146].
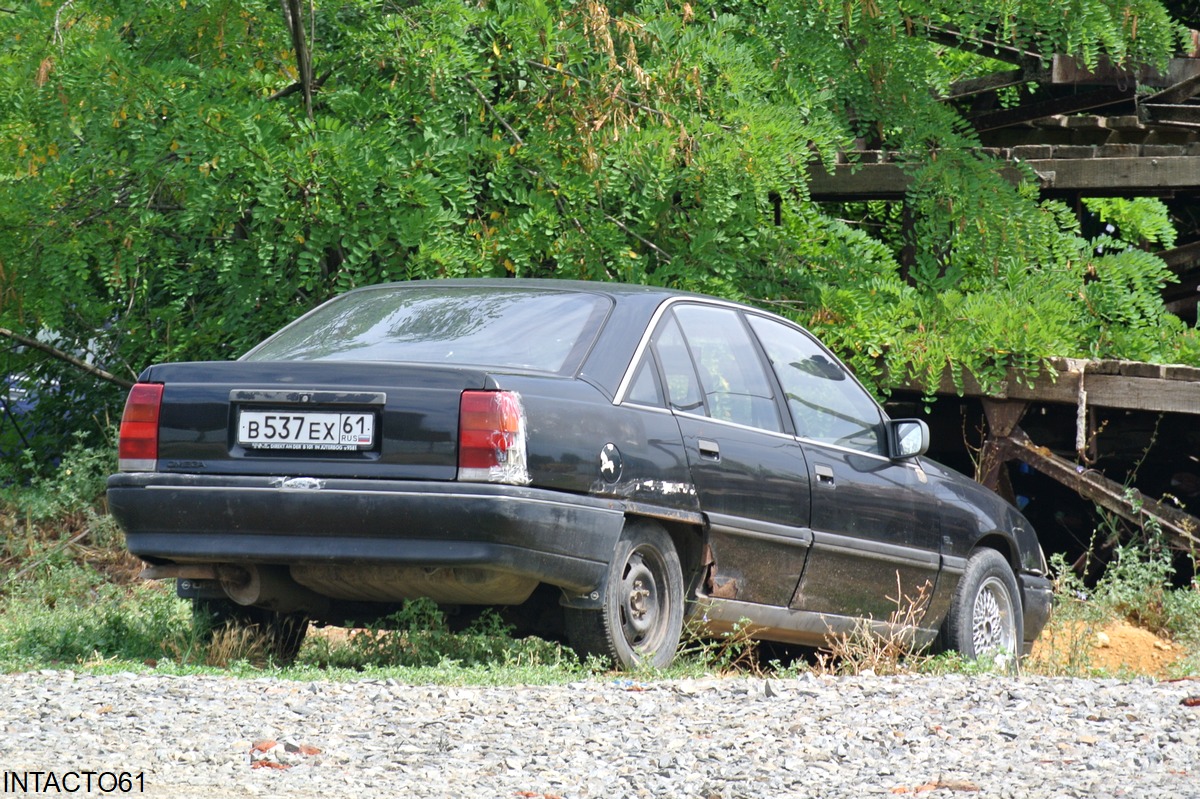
[565, 520, 684, 670]
[941, 549, 1023, 664]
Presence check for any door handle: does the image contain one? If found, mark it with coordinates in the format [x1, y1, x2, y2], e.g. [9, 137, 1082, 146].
[815, 464, 835, 486]
[699, 439, 721, 461]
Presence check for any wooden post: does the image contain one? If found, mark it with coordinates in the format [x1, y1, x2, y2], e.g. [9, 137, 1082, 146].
[979, 399, 1029, 504]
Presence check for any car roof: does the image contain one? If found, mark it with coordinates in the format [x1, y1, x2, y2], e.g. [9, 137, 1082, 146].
[346, 277, 708, 303]
[330, 278, 793, 398]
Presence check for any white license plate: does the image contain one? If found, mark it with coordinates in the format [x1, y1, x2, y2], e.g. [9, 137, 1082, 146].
[237, 410, 375, 451]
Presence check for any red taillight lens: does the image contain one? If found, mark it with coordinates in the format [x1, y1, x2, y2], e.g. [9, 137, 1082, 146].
[458, 390, 529, 484]
[118, 383, 164, 471]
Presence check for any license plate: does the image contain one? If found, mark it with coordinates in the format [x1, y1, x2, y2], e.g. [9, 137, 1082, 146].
[237, 410, 375, 451]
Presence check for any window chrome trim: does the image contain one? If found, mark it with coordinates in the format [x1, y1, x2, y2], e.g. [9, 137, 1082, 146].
[613, 296, 754, 406]
[612, 297, 913, 456]
[798, 436, 927, 472]
[620, 401, 676, 416]
[671, 409, 806, 443]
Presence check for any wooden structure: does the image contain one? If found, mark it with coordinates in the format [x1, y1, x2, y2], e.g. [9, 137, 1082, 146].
[889, 360, 1200, 554]
[805, 25, 1200, 561]
[809, 22, 1200, 325]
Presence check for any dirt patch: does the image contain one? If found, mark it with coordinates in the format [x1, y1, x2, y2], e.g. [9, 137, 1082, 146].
[1031, 619, 1185, 678]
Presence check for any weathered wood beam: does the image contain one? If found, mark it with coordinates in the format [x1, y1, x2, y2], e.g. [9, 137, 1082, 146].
[887, 359, 1200, 417]
[945, 69, 1032, 100]
[1144, 70, 1200, 105]
[1142, 104, 1200, 126]
[979, 399, 1029, 502]
[1049, 54, 1162, 86]
[969, 86, 1135, 132]
[1157, 238, 1200, 270]
[1028, 154, 1200, 193]
[809, 154, 1200, 201]
[807, 161, 1032, 201]
[997, 429, 1200, 553]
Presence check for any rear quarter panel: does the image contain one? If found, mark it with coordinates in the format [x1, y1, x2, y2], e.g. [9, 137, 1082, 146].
[493, 374, 698, 517]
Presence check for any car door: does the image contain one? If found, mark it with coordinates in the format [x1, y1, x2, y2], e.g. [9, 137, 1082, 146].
[640, 303, 812, 606]
[746, 315, 943, 622]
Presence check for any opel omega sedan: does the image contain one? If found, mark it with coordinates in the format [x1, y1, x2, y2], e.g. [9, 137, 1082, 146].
[108, 279, 1052, 668]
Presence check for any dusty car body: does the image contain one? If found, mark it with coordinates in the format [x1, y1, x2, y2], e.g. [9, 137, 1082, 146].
[108, 279, 1052, 667]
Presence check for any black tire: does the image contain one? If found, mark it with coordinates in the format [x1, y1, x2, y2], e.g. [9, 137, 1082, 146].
[192, 598, 309, 663]
[565, 520, 684, 670]
[941, 549, 1023, 664]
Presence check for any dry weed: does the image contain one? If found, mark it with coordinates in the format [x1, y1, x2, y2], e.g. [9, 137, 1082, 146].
[816, 577, 934, 676]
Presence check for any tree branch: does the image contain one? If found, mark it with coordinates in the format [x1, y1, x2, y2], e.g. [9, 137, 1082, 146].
[467, 78, 525, 146]
[52, 0, 77, 45]
[0, 328, 134, 390]
[280, 0, 315, 121]
[266, 68, 333, 102]
[604, 214, 673, 262]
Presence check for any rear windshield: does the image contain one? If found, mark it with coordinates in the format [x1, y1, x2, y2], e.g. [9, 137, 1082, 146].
[242, 284, 611, 374]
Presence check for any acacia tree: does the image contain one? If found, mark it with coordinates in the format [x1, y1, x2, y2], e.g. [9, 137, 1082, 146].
[0, 0, 1196, 462]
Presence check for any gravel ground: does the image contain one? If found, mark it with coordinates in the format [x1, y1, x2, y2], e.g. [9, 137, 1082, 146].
[0, 670, 1198, 798]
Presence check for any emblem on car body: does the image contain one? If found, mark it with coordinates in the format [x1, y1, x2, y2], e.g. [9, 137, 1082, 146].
[600, 443, 623, 483]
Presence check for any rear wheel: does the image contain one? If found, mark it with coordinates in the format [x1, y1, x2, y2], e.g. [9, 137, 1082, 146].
[192, 598, 309, 663]
[941, 549, 1023, 665]
[566, 520, 684, 670]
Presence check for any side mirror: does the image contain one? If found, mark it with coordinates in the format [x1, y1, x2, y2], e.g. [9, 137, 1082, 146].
[889, 419, 929, 460]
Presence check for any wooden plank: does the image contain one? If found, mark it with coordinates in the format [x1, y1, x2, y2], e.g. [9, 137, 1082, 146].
[810, 153, 1200, 200]
[1064, 116, 1108, 130]
[1157, 238, 1200, 269]
[1082, 373, 1200, 413]
[1022, 155, 1200, 192]
[807, 162, 909, 202]
[1143, 104, 1200, 126]
[1097, 144, 1141, 157]
[1105, 115, 1145, 130]
[999, 430, 1200, 552]
[946, 69, 1031, 99]
[1050, 54, 1160, 86]
[808, 161, 1036, 202]
[887, 362, 1200, 416]
[969, 86, 1135, 132]
[1144, 71, 1200, 104]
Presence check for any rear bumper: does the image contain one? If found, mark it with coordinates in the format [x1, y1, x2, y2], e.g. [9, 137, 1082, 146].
[1019, 572, 1055, 656]
[107, 472, 626, 596]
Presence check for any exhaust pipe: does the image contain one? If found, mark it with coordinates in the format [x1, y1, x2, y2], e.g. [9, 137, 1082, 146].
[217, 564, 330, 617]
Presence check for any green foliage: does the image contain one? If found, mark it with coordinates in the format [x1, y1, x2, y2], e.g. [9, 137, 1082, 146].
[675, 614, 768, 675]
[1090, 541, 1200, 641]
[0, 551, 187, 667]
[0, 430, 116, 519]
[0, 0, 1196, 456]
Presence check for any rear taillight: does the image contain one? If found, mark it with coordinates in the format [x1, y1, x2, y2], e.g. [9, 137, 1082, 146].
[457, 390, 529, 485]
[118, 383, 164, 472]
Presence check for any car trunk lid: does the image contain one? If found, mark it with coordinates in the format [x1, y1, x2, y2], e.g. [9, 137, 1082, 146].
[137, 360, 494, 481]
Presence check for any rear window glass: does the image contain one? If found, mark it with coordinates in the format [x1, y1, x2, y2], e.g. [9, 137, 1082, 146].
[242, 285, 611, 374]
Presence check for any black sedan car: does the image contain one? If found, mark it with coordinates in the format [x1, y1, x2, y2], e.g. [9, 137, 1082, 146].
[108, 279, 1052, 668]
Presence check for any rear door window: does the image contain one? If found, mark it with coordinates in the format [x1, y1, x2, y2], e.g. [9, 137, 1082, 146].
[651, 315, 706, 413]
[656, 304, 782, 433]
